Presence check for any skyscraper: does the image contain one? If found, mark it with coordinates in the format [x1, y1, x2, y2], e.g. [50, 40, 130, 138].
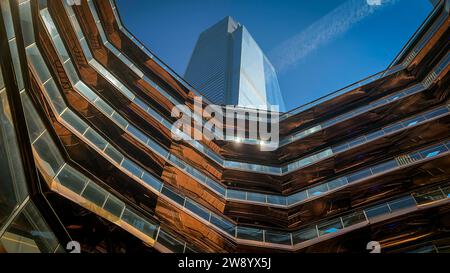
[184, 16, 286, 112]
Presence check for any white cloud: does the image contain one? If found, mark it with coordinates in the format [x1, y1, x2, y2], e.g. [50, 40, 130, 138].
[367, 0, 382, 6]
[269, 0, 398, 74]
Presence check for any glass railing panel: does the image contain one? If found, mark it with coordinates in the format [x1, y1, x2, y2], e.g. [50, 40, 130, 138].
[316, 149, 333, 160]
[129, 64, 144, 78]
[126, 125, 149, 144]
[332, 143, 349, 154]
[110, 111, 128, 128]
[18, 0, 34, 47]
[206, 150, 223, 165]
[9, 39, 24, 90]
[156, 229, 185, 253]
[365, 130, 385, 142]
[419, 144, 448, 159]
[227, 190, 246, 200]
[121, 158, 144, 178]
[69, 10, 81, 32]
[265, 230, 291, 245]
[53, 36, 70, 61]
[209, 214, 235, 236]
[161, 186, 184, 206]
[347, 168, 372, 183]
[424, 106, 450, 119]
[104, 144, 123, 164]
[184, 246, 197, 253]
[408, 245, 438, 253]
[93, 65, 127, 97]
[61, 109, 89, 134]
[403, 83, 424, 96]
[317, 218, 343, 236]
[383, 123, 404, 134]
[121, 208, 157, 238]
[142, 76, 179, 105]
[81, 182, 108, 207]
[365, 203, 391, 219]
[292, 227, 318, 245]
[307, 184, 329, 197]
[388, 196, 416, 212]
[371, 160, 398, 175]
[21, 93, 46, 141]
[168, 154, 186, 170]
[32, 131, 64, 177]
[94, 98, 114, 116]
[287, 191, 307, 206]
[341, 211, 367, 228]
[266, 166, 280, 174]
[413, 189, 446, 205]
[387, 92, 405, 102]
[267, 195, 286, 206]
[83, 127, 108, 150]
[290, 157, 312, 170]
[1, 0, 14, 40]
[247, 192, 266, 203]
[148, 139, 170, 159]
[74, 81, 97, 101]
[224, 161, 241, 169]
[133, 97, 149, 112]
[348, 136, 366, 148]
[408, 152, 423, 162]
[141, 172, 163, 192]
[43, 79, 66, 114]
[205, 179, 226, 196]
[103, 195, 125, 218]
[403, 115, 426, 127]
[185, 199, 210, 221]
[370, 98, 388, 109]
[327, 177, 348, 191]
[441, 185, 450, 198]
[436, 52, 450, 72]
[79, 38, 93, 61]
[0, 88, 28, 225]
[26, 44, 51, 83]
[187, 167, 208, 184]
[54, 164, 88, 194]
[236, 227, 263, 242]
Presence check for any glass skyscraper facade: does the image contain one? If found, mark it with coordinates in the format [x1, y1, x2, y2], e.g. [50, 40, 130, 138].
[0, 0, 448, 253]
[185, 16, 286, 111]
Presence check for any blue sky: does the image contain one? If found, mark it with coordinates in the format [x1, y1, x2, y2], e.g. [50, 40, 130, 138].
[117, 0, 433, 111]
